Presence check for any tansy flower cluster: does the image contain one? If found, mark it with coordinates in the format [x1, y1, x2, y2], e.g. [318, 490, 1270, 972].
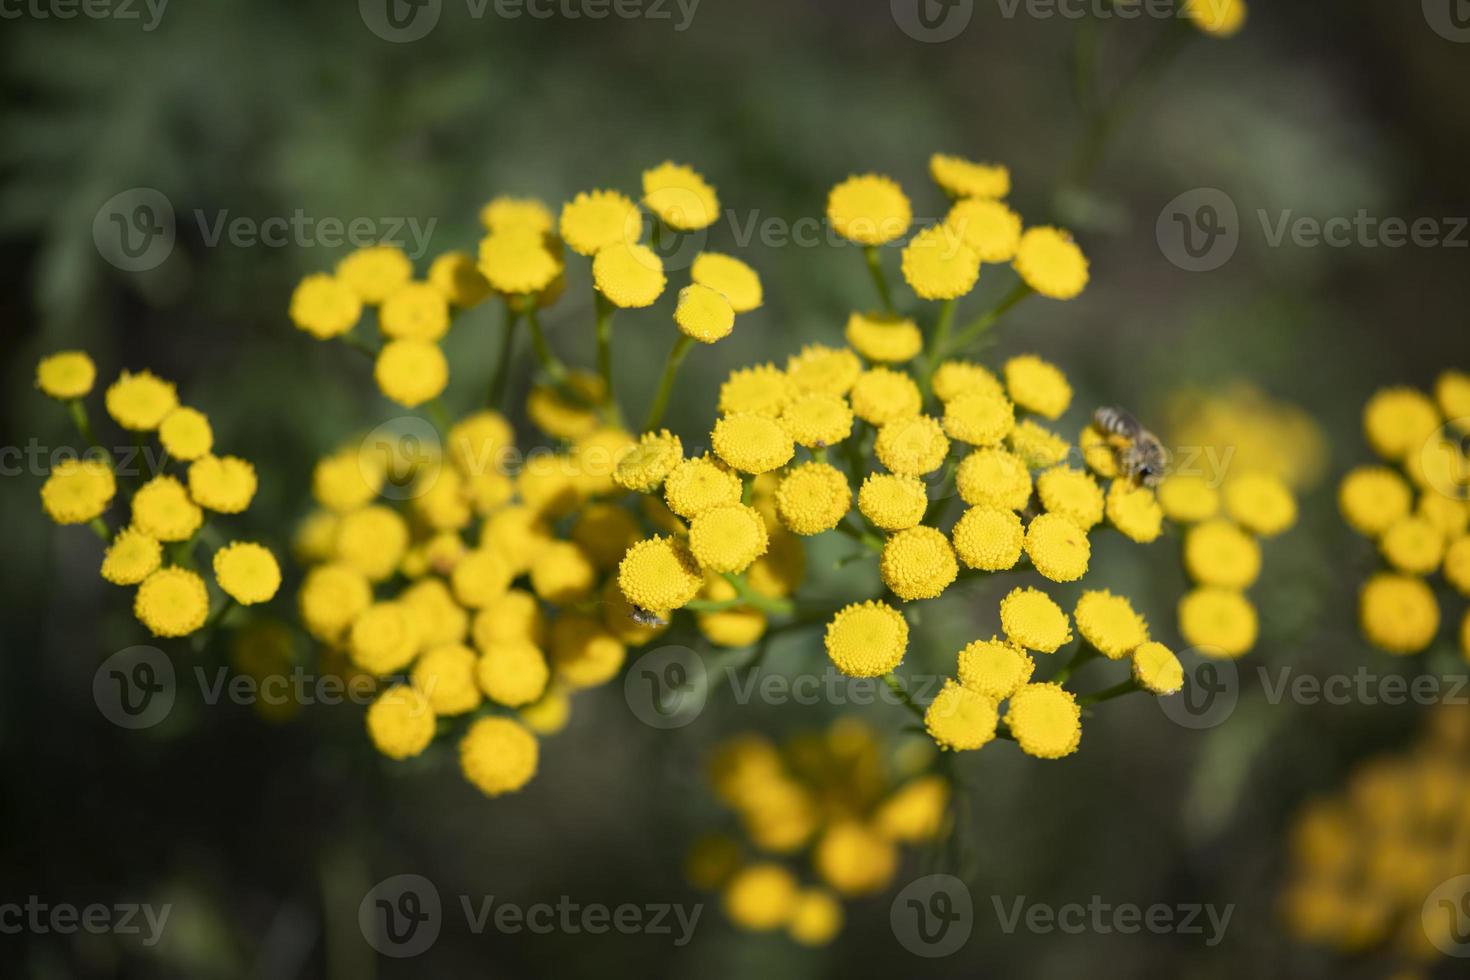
[1280, 705, 1470, 972]
[687, 720, 949, 945]
[35, 352, 279, 639]
[1338, 374, 1470, 658]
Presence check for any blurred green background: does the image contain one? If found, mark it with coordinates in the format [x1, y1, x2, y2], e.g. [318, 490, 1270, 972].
[3, 0, 1469, 976]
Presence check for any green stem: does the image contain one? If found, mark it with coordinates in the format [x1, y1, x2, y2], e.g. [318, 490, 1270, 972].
[88, 517, 112, 542]
[594, 293, 620, 425]
[643, 335, 694, 432]
[941, 281, 1033, 359]
[67, 400, 105, 454]
[718, 572, 795, 616]
[884, 672, 927, 724]
[922, 298, 957, 391]
[835, 520, 884, 553]
[488, 304, 521, 409]
[1078, 678, 1141, 707]
[525, 307, 570, 386]
[200, 596, 236, 636]
[1051, 643, 1100, 686]
[339, 332, 380, 359]
[863, 245, 896, 315]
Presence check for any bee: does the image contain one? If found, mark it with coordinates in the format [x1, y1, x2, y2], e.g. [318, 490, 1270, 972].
[629, 605, 669, 628]
[1093, 406, 1168, 487]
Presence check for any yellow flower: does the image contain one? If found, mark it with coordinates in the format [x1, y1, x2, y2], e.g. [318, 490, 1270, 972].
[689, 503, 768, 573]
[1036, 466, 1104, 529]
[1131, 642, 1184, 695]
[100, 527, 162, 585]
[188, 454, 257, 514]
[1378, 516, 1445, 576]
[450, 548, 513, 608]
[686, 832, 741, 891]
[105, 369, 177, 431]
[335, 245, 412, 305]
[36, 351, 96, 400]
[723, 863, 799, 931]
[569, 503, 642, 570]
[932, 359, 1004, 403]
[1184, 519, 1262, 589]
[874, 775, 950, 843]
[380, 281, 450, 342]
[930, 153, 1010, 199]
[1106, 480, 1164, 543]
[529, 541, 598, 605]
[40, 457, 116, 525]
[157, 407, 213, 461]
[775, 462, 852, 535]
[691, 251, 763, 313]
[901, 224, 980, 301]
[1007, 418, 1071, 468]
[1156, 473, 1219, 524]
[951, 506, 1023, 571]
[288, 272, 365, 339]
[1363, 386, 1441, 462]
[712, 413, 795, 474]
[779, 393, 853, 448]
[131, 475, 203, 542]
[787, 890, 843, 947]
[659, 456, 738, 520]
[786, 344, 862, 397]
[1013, 227, 1088, 300]
[427, 251, 492, 308]
[1178, 587, 1258, 658]
[825, 600, 908, 677]
[558, 189, 640, 256]
[957, 637, 1035, 699]
[719, 364, 792, 418]
[549, 613, 626, 688]
[519, 687, 572, 736]
[642, 161, 719, 231]
[1005, 684, 1082, 760]
[618, 535, 704, 614]
[1075, 590, 1149, 658]
[1418, 493, 1468, 540]
[1338, 466, 1413, 536]
[480, 196, 554, 235]
[374, 339, 448, 408]
[875, 415, 950, 476]
[134, 566, 210, 638]
[480, 505, 553, 574]
[409, 643, 481, 716]
[849, 367, 922, 426]
[312, 449, 384, 512]
[459, 716, 539, 796]
[827, 174, 911, 246]
[858, 473, 928, 531]
[1435, 369, 1470, 422]
[1000, 587, 1072, 653]
[1445, 537, 1470, 597]
[925, 680, 998, 751]
[591, 239, 666, 308]
[956, 447, 1032, 510]
[943, 389, 1015, 446]
[1004, 354, 1072, 420]
[1223, 472, 1297, 536]
[1024, 512, 1090, 583]
[212, 541, 280, 605]
[671, 283, 735, 344]
[944, 197, 1022, 261]
[478, 229, 563, 295]
[698, 600, 767, 650]
[472, 589, 546, 650]
[614, 429, 682, 492]
[814, 821, 898, 896]
[881, 526, 958, 601]
[527, 372, 604, 440]
[350, 602, 421, 675]
[1079, 423, 1120, 479]
[366, 685, 436, 760]
[1185, 0, 1247, 37]
[400, 578, 469, 647]
[845, 311, 922, 363]
[478, 641, 551, 706]
[298, 563, 372, 643]
[1359, 573, 1439, 655]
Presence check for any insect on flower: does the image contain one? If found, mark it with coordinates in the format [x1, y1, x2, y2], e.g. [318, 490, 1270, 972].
[1093, 406, 1168, 487]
